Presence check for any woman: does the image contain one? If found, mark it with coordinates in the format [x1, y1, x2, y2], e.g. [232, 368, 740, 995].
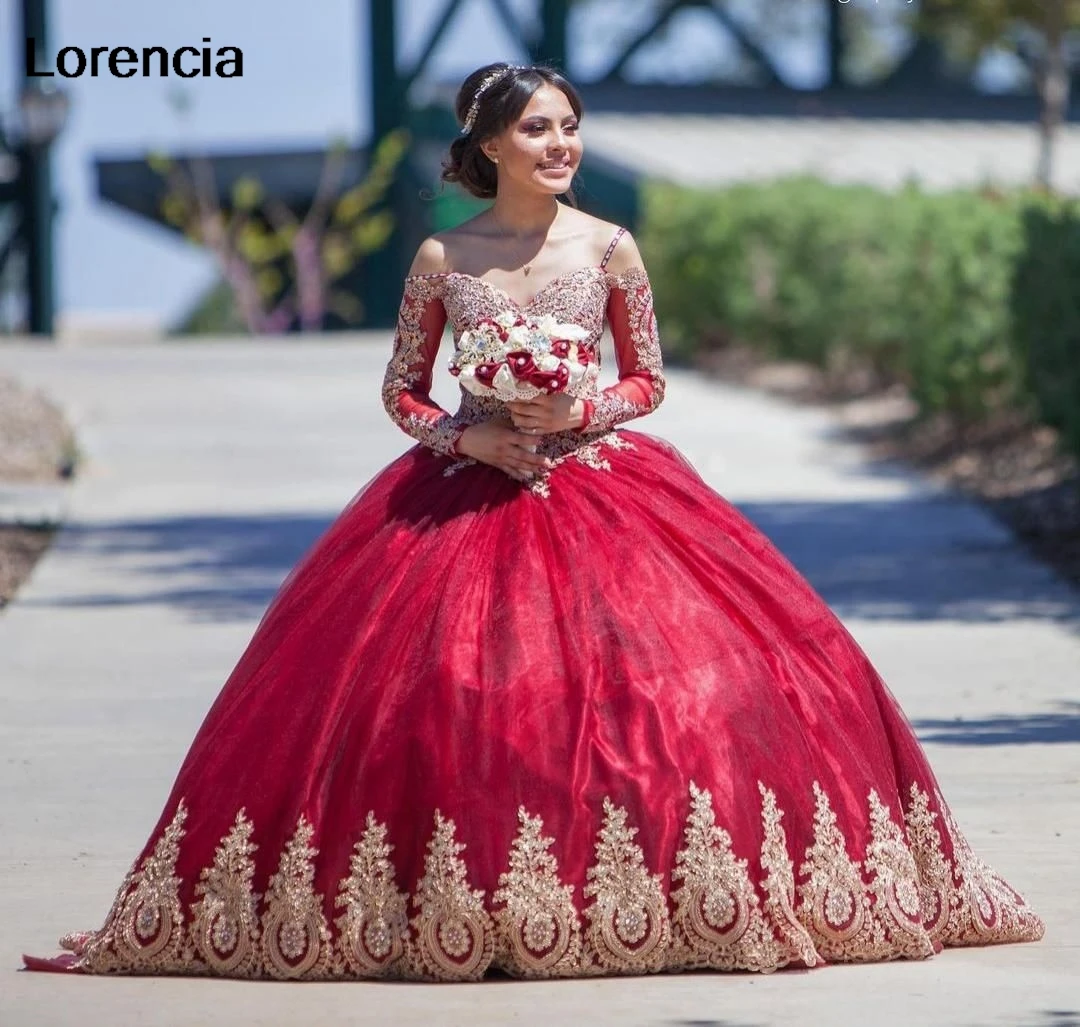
[26, 62, 1042, 982]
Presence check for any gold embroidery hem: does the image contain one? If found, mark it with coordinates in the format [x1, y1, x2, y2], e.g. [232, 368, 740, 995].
[69, 780, 1044, 981]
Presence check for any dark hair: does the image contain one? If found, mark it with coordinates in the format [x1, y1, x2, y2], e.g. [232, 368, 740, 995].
[441, 62, 584, 200]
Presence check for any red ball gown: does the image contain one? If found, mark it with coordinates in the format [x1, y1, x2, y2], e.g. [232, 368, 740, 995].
[25, 228, 1042, 981]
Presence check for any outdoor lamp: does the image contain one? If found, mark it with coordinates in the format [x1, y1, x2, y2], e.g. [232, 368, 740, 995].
[18, 83, 70, 149]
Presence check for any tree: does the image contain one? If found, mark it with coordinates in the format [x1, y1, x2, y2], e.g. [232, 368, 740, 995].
[149, 131, 408, 334]
[918, 0, 1080, 189]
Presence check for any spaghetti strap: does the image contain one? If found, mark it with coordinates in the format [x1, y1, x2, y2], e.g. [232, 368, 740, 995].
[600, 227, 627, 270]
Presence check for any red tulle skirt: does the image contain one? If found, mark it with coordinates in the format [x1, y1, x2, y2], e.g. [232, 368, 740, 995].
[24, 431, 1043, 981]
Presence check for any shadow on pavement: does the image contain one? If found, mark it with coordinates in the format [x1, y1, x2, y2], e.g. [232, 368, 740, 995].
[738, 497, 1079, 624]
[28, 512, 329, 622]
[664, 1021, 761, 1027]
[913, 702, 1080, 746]
[17, 494, 1080, 627]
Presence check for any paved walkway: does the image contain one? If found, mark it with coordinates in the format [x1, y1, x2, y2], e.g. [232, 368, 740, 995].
[1, 336, 1078, 1027]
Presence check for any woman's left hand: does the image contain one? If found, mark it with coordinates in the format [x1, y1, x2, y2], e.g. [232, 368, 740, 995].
[506, 393, 586, 436]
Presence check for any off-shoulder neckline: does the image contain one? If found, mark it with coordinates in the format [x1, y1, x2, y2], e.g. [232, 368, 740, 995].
[403, 265, 643, 311]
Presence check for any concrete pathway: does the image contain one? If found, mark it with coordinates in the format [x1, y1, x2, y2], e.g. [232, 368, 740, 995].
[1, 336, 1077, 1027]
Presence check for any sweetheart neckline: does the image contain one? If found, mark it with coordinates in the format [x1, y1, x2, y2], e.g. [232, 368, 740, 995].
[405, 265, 608, 310]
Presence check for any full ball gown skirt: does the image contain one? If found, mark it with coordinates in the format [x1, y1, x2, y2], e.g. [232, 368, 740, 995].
[25, 242, 1043, 981]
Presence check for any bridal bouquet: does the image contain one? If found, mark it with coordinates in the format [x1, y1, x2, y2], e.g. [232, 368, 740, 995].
[449, 311, 592, 401]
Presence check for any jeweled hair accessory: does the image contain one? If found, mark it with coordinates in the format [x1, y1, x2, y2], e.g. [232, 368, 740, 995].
[461, 65, 527, 135]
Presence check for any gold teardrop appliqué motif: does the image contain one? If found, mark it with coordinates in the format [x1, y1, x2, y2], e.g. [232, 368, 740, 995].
[258, 815, 332, 979]
[492, 806, 582, 978]
[582, 797, 670, 973]
[334, 812, 409, 977]
[190, 809, 260, 975]
[407, 811, 494, 981]
[671, 782, 786, 971]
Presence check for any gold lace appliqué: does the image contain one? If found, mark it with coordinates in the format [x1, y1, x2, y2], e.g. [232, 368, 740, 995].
[582, 797, 671, 973]
[903, 783, 1044, 947]
[190, 808, 260, 974]
[334, 812, 410, 977]
[670, 782, 787, 971]
[79, 801, 189, 973]
[757, 784, 821, 968]
[66, 779, 1042, 981]
[796, 781, 884, 959]
[259, 816, 333, 979]
[407, 811, 495, 981]
[492, 807, 582, 977]
[863, 790, 936, 959]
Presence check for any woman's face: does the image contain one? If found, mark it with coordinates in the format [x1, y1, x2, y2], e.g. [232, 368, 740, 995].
[482, 83, 583, 196]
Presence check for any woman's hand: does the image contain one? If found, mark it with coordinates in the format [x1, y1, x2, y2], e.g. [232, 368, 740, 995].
[506, 393, 586, 435]
[456, 421, 555, 482]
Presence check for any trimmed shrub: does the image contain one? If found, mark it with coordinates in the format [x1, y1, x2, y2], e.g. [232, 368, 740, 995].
[1010, 198, 1080, 458]
[640, 178, 1080, 446]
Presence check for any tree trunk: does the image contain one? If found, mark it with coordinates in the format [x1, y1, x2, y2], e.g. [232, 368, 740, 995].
[1036, 0, 1069, 190]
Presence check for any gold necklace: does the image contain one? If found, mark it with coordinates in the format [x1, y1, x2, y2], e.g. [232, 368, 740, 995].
[493, 216, 550, 277]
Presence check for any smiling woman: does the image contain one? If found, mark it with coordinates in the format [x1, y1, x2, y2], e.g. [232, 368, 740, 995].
[24, 59, 1044, 986]
[25, 37, 244, 79]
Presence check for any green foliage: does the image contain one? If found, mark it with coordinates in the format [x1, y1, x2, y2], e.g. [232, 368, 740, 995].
[1010, 197, 1080, 455]
[916, 0, 1080, 47]
[899, 188, 1025, 417]
[174, 278, 247, 336]
[150, 130, 409, 333]
[640, 179, 1080, 457]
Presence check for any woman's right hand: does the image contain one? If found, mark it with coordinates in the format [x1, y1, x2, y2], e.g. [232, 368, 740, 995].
[456, 422, 555, 482]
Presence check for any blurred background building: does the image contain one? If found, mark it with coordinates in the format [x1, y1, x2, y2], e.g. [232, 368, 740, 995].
[1, 0, 1078, 338]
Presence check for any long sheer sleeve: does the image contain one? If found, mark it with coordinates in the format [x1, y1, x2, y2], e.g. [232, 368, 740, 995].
[579, 266, 666, 433]
[381, 274, 465, 457]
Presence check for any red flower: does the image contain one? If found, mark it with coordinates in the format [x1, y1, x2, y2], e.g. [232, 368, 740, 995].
[526, 365, 570, 392]
[506, 350, 538, 380]
[551, 340, 572, 358]
[475, 362, 502, 385]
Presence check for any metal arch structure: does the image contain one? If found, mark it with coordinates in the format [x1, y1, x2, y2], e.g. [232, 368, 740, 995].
[361, 0, 864, 325]
[10, 0, 1061, 335]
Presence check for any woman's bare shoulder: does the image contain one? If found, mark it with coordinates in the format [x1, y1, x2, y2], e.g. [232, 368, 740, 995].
[555, 207, 624, 257]
[412, 215, 496, 274]
[601, 228, 644, 276]
[407, 235, 450, 276]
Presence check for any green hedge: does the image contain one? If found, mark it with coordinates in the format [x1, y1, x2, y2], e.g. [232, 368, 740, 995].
[1011, 199, 1080, 458]
[640, 178, 1080, 455]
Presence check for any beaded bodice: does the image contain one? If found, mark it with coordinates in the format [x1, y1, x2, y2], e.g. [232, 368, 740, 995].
[380, 234, 665, 484]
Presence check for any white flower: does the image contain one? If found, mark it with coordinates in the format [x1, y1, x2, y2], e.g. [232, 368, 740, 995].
[555, 322, 589, 341]
[492, 365, 516, 392]
[537, 353, 560, 372]
[506, 325, 532, 348]
[534, 314, 559, 334]
[495, 310, 518, 331]
[459, 367, 486, 396]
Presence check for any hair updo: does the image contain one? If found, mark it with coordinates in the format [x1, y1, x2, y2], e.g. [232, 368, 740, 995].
[441, 62, 584, 200]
